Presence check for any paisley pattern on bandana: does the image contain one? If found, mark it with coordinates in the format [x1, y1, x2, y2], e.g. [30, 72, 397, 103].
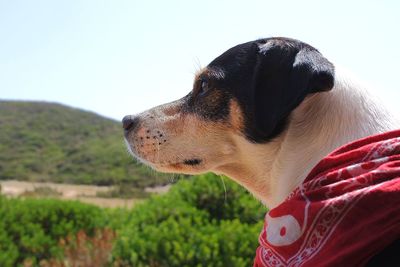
[254, 130, 400, 267]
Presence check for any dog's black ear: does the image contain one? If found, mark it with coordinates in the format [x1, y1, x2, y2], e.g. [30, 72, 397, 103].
[250, 40, 334, 141]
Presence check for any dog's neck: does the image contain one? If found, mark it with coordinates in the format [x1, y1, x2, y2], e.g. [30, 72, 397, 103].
[215, 70, 398, 208]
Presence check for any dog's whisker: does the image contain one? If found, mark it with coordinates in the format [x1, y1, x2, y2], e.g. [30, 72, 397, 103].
[192, 57, 202, 74]
[218, 175, 228, 205]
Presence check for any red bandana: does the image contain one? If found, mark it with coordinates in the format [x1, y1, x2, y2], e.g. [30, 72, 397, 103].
[254, 130, 400, 267]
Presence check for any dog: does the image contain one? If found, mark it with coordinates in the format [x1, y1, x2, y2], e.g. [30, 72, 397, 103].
[123, 37, 400, 266]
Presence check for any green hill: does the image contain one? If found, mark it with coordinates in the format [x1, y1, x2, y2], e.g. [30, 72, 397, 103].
[0, 100, 171, 187]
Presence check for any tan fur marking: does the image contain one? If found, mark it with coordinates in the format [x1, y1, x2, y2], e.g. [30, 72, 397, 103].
[228, 99, 245, 132]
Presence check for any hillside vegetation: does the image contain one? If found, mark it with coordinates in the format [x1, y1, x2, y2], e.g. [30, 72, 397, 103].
[0, 100, 170, 187]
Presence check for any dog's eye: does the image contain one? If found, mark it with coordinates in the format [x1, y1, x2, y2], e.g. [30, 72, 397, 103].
[198, 80, 209, 96]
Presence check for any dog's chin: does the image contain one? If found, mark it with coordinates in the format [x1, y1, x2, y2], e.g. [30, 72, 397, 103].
[153, 162, 206, 175]
[139, 159, 207, 175]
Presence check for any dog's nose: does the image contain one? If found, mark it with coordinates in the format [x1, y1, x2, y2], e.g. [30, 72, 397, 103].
[122, 115, 139, 132]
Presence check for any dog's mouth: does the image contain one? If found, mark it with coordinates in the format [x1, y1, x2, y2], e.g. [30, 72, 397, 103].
[183, 158, 202, 166]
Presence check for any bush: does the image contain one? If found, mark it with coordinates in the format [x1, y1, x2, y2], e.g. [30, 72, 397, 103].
[0, 173, 267, 266]
[111, 173, 266, 267]
[0, 196, 109, 266]
[169, 174, 266, 223]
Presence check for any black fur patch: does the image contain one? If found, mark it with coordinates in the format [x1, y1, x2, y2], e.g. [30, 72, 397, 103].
[180, 37, 334, 143]
[206, 37, 335, 142]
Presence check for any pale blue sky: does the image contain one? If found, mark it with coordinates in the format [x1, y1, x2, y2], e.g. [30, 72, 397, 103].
[1, 0, 399, 121]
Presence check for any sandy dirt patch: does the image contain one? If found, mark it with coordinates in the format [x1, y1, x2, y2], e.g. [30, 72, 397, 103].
[0, 180, 143, 208]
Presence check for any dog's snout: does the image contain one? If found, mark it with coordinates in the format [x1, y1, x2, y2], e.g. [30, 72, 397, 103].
[122, 115, 139, 132]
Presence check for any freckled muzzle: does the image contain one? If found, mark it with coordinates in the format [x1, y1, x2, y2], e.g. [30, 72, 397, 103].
[122, 114, 169, 161]
[122, 95, 237, 174]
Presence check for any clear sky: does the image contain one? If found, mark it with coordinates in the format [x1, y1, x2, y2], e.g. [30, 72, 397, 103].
[1, 0, 399, 121]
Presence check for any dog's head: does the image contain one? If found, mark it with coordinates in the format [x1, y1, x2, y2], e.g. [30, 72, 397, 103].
[123, 37, 334, 174]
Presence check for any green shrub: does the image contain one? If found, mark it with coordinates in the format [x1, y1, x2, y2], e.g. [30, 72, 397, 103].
[111, 173, 266, 267]
[169, 174, 266, 223]
[0, 196, 109, 266]
[0, 173, 267, 266]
